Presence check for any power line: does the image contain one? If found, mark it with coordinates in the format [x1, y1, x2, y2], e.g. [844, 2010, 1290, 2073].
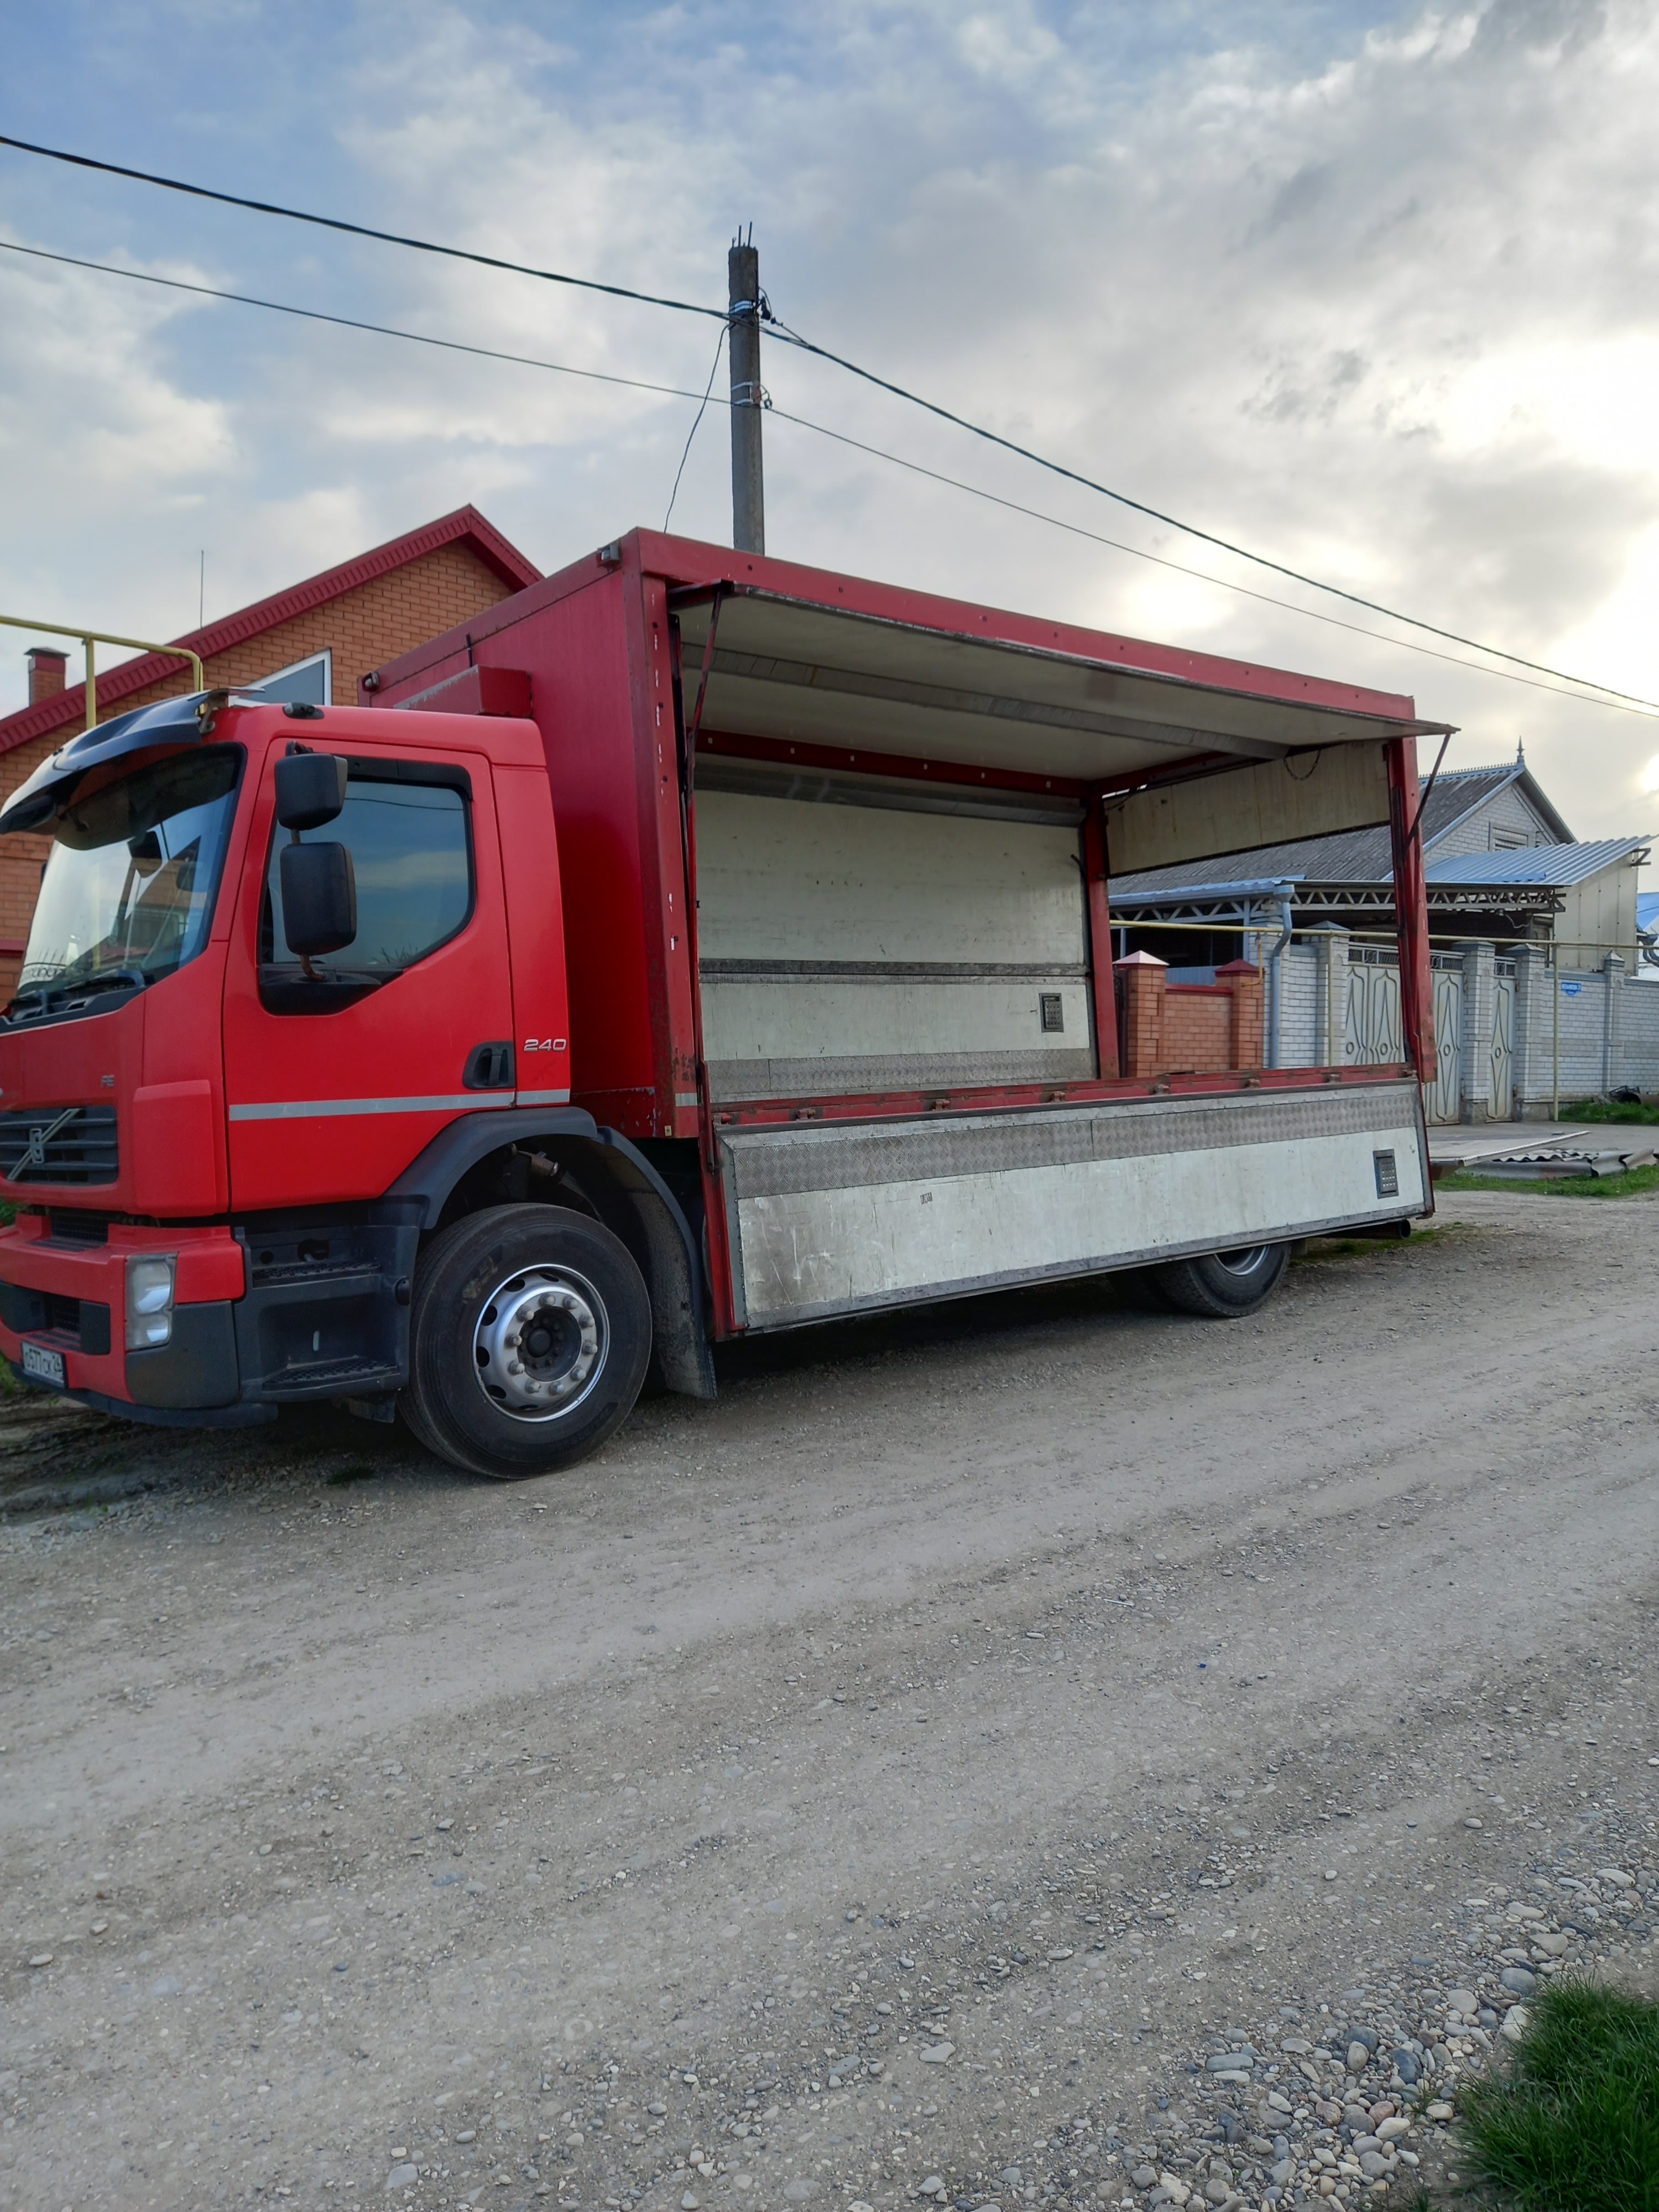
[765, 405, 1659, 721]
[6, 231, 1659, 723]
[765, 317, 1659, 717]
[0, 239, 726, 408]
[4, 128, 1652, 715]
[665, 325, 727, 530]
[0, 132, 727, 324]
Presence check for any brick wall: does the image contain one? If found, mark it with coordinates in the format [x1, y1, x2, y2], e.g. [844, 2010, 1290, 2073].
[1160, 988, 1232, 1072]
[0, 542, 518, 998]
[1116, 954, 1264, 1077]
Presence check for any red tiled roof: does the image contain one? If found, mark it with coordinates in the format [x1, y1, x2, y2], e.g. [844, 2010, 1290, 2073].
[0, 505, 540, 757]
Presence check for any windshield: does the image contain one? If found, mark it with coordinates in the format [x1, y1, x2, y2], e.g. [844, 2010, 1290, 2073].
[16, 747, 244, 1004]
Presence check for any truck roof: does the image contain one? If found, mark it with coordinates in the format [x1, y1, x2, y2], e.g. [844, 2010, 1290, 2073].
[366, 527, 1448, 795]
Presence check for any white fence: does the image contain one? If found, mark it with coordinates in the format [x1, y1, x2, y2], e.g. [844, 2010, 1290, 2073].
[1270, 932, 1658, 1119]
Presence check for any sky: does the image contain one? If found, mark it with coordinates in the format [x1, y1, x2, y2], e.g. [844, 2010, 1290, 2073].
[2, 0, 1657, 841]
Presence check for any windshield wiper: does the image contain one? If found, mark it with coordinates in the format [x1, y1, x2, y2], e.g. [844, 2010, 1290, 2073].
[5, 967, 150, 1022]
[70, 967, 151, 999]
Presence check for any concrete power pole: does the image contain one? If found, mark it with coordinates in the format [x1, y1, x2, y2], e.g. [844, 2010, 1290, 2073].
[728, 232, 764, 554]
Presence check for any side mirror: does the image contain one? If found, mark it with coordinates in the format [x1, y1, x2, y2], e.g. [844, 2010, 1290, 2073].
[280, 841, 357, 957]
[274, 752, 347, 831]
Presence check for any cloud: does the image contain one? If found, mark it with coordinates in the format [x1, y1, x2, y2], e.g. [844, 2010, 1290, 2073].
[1, 0, 1657, 844]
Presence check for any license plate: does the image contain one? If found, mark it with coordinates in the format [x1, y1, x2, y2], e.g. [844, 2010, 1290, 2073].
[20, 1341, 65, 1389]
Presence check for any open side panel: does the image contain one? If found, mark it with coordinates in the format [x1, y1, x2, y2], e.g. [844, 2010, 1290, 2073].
[1103, 743, 1392, 875]
[717, 1079, 1428, 1328]
[694, 776, 1092, 1099]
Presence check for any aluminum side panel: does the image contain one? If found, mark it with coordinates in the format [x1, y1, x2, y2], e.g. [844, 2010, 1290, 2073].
[695, 789, 1089, 1097]
[718, 1081, 1427, 1328]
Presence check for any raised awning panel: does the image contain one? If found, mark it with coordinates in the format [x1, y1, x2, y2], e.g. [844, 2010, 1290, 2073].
[674, 589, 1448, 789]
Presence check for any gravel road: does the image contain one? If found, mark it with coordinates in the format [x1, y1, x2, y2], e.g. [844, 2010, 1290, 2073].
[4, 1192, 1659, 2212]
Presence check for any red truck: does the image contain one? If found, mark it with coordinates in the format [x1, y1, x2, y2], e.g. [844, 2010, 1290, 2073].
[0, 531, 1441, 1477]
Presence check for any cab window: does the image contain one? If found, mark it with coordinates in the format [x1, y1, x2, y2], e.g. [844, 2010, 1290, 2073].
[258, 761, 473, 1013]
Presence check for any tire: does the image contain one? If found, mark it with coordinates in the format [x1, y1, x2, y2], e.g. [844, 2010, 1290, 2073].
[400, 1204, 651, 1479]
[1150, 1241, 1290, 1319]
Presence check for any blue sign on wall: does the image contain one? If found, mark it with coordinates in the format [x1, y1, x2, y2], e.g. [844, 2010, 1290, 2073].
[1561, 980, 1584, 997]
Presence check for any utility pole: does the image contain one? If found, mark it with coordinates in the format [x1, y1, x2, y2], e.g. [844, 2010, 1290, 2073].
[728, 230, 764, 554]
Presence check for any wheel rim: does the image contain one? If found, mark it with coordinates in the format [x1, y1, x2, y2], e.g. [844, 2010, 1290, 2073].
[472, 1264, 608, 1422]
[1213, 1244, 1271, 1278]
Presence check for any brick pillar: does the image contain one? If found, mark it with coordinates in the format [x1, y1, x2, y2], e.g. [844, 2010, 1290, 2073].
[1217, 959, 1263, 1070]
[26, 648, 67, 704]
[1310, 925, 1349, 1067]
[1114, 951, 1166, 1077]
[1459, 940, 1495, 1123]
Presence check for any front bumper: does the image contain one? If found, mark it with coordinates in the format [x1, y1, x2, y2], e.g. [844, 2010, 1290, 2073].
[0, 1209, 419, 1423]
[0, 1217, 244, 1409]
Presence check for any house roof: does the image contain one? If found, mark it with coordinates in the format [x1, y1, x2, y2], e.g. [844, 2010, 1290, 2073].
[1427, 753, 1574, 844]
[1425, 837, 1650, 888]
[0, 505, 540, 759]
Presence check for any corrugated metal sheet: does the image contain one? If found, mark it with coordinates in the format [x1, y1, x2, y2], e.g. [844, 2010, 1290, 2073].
[1425, 837, 1650, 888]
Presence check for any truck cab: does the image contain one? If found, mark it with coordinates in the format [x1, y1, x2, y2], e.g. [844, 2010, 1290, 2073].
[0, 686, 681, 1467]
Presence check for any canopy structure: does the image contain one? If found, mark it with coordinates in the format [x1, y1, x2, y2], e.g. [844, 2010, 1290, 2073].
[672, 586, 1449, 792]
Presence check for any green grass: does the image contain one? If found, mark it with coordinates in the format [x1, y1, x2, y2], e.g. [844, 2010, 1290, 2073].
[1294, 1223, 1455, 1262]
[1453, 1980, 1659, 2210]
[1439, 1162, 1659, 1200]
[1562, 1098, 1659, 1126]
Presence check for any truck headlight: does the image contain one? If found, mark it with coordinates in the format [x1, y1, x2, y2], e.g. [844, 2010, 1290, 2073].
[126, 1255, 176, 1350]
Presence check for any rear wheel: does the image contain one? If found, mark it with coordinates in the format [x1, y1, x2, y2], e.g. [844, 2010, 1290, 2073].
[400, 1204, 651, 1478]
[1150, 1241, 1289, 1319]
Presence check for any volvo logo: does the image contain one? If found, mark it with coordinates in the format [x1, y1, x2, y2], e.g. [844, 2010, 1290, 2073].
[18, 1105, 81, 1172]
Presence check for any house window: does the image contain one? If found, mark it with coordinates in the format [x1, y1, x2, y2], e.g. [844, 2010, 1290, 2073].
[1489, 823, 1529, 851]
[250, 649, 331, 706]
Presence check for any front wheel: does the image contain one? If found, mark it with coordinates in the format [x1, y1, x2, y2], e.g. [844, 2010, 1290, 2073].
[1150, 1241, 1290, 1319]
[400, 1204, 652, 1479]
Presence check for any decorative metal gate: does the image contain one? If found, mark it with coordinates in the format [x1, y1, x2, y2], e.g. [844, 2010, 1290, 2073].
[1344, 951, 1402, 1067]
[1428, 967, 1463, 1123]
[1490, 969, 1515, 1120]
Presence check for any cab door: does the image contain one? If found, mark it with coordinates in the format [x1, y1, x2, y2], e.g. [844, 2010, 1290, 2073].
[222, 733, 515, 1211]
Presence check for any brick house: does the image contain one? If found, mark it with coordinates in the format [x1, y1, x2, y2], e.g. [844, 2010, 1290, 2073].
[0, 506, 540, 996]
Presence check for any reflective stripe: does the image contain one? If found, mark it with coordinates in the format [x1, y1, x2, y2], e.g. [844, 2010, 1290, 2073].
[228, 1090, 571, 1122]
[231, 1094, 489, 1121]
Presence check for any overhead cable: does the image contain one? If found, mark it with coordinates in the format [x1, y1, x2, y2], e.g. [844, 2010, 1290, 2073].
[764, 317, 1659, 716]
[5, 232, 1658, 722]
[4, 128, 1651, 714]
[664, 325, 728, 530]
[0, 240, 726, 408]
[764, 404, 1659, 721]
[0, 132, 728, 324]
[4, 128, 1651, 715]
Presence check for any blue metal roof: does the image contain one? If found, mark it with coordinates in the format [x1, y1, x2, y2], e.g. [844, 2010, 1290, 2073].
[1110, 877, 1303, 908]
[1423, 837, 1649, 889]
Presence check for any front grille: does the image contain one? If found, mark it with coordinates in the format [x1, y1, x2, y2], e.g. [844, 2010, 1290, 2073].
[0, 1104, 119, 1186]
[47, 1211, 111, 1244]
[0, 1282, 111, 1354]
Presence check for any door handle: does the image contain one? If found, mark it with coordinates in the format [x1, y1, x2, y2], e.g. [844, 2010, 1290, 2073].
[463, 1041, 515, 1091]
